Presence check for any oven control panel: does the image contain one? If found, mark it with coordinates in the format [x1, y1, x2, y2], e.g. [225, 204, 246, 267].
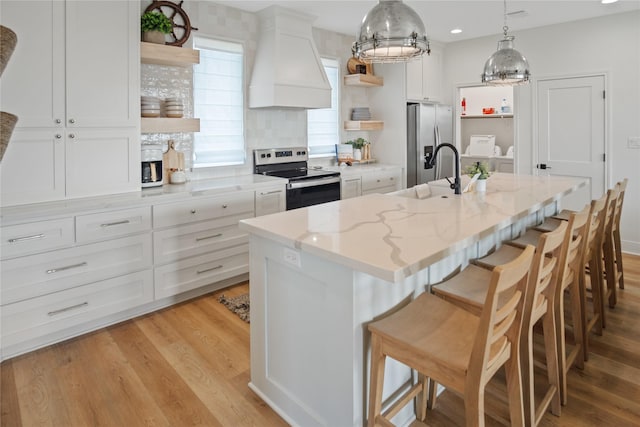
[254, 147, 309, 166]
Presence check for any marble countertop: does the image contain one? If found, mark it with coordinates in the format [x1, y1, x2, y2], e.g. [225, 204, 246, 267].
[1, 174, 287, 225]
[239, 173, 586, 282]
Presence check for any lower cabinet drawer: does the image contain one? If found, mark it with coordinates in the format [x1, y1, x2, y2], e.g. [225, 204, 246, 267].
[153, 213, 251, 265]
[1, 218, 75, 260]
[76, 206, 151, 243]
[1, 270, 154, 349]
[154, 245, 249, 299]
[1, 234, 152, 305]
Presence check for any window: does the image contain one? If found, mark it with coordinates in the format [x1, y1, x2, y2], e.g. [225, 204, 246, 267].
[307, 58, 340, 157]
[193, 37, 244, 167]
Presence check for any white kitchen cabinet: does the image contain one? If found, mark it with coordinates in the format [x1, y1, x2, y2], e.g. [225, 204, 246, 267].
[361, 169, 402, 195]
[64, 128, 140, 199]
[0, 129, 66, 206]
[152, 191, 255, 298]
[1, 234, 152, 305]
[341, 177, 362, 199]
[0, 128, 140, 205]
[0, 0, 140, 207]
[405, 45, 443, 102]
[495, 158, 514, 173]
[1, 217, 75, 260]
[154, 246, 249, 299]
[255, 186, 286, 216]
[0, 0, 138, 128]
[1, 270, 154, 350]
[75, 206, 152, 244]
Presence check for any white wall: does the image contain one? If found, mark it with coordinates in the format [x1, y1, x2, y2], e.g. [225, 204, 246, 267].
[442, 11, 640, 254]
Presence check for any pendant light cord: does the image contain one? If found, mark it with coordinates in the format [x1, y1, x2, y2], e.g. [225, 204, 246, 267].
[503, 0, 509, 37]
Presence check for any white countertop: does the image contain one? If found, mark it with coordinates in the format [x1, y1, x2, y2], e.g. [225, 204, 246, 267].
[1, 174, 287, 225]
[240, 173, 585, 282]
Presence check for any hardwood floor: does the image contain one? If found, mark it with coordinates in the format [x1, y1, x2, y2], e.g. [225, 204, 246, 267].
[2, 254, 640, 426]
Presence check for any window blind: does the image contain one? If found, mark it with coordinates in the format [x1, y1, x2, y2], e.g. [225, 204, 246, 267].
[307, 58, 340, 157]
[193, 37, 245, 167]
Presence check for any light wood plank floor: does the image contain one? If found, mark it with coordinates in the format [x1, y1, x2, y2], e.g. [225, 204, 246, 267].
[2, 254, 640, 426]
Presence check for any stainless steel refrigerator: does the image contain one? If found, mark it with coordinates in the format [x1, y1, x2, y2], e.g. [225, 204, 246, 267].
[406, 103, 454, 187]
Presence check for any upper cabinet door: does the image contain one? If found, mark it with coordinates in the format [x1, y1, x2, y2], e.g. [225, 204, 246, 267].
[0, 0, 65, 128]
[405, 44, 443, 103]
[65, 1, 139, 128]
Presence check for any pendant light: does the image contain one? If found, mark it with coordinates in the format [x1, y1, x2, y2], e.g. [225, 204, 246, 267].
[482, 0, 530, 85]
[352, 0, 429, 63]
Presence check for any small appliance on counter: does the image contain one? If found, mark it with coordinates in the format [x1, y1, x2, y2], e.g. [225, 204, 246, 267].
[141, 145, 163, 187]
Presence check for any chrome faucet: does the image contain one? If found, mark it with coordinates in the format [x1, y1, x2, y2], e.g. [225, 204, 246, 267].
[428, 143, 461, 195]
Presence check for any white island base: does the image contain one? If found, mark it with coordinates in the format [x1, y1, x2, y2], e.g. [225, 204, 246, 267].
[240, 174, 585, 427]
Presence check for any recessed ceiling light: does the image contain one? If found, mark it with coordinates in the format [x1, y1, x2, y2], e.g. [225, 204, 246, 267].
[450, 28, 462, 34]
[601, 0, 619, 3]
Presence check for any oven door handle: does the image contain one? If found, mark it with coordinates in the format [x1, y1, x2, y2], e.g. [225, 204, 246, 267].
[287, 176, 341, 190]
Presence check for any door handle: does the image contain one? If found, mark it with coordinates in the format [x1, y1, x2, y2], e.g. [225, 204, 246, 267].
[536, 164, 552, 170]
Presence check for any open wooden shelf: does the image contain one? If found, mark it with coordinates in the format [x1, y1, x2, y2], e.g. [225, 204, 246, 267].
[344, 120, 384, 131]
[141, 118, 200, 133]
[140, 42, 199, 67]
[343, 74, 383, 87]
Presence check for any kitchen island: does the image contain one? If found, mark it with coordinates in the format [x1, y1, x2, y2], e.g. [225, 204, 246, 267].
[239, 173, 585, 427]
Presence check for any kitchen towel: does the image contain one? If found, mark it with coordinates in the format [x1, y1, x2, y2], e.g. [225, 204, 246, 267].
[415, 183, 431, 199]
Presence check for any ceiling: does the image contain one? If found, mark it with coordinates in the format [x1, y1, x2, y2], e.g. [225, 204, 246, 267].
[214, 0, 640, 43]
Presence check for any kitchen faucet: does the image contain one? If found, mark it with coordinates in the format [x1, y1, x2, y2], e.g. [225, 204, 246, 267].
[428, 143, 461, 195]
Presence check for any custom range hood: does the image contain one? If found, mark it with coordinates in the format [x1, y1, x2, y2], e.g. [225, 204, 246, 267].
[249, 6, 331, 109]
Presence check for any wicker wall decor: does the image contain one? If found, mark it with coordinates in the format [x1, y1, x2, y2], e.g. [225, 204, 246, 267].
[1, 25, 18, 161]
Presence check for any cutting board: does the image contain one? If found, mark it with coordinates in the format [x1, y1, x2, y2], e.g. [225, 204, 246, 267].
[163, 140, 184, 181]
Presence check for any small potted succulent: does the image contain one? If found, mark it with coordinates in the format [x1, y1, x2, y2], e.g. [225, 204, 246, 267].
[141, 11, 173, 44]
[464, 161, 491, 192]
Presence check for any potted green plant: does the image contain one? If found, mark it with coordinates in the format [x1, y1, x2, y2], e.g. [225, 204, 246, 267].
[464, 161, 491, 191]
[346, 137, 368, 161]
[141, 11, 173, 44]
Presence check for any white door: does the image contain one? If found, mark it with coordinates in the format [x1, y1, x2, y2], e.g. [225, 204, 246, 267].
[537, 75, 606, 211]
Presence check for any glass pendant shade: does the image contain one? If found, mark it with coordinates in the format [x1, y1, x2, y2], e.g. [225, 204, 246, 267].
[482, 35, 530, 85]
[352, 0, 429, 63]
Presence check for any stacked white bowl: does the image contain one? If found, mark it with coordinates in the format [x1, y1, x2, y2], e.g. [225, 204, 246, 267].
[141, 96, 160, 117]
[165, 98, 184, 118]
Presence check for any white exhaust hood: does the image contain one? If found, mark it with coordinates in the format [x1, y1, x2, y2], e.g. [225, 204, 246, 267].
[249, 6, 331, 109]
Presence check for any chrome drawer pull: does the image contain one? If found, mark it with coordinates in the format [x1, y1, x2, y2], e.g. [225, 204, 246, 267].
[196, 265, 223, 274]
[100, 220, 130, 227]
[8, 233, 45, 243]
[261, 190, 281, 195]
[47, 302, 88, 316]
[196, 233, 223, 242]
[46, 262, 88, 274]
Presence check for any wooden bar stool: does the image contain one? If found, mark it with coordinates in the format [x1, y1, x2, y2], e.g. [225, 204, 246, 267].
[536, 194, 608, 338]
[601, 187, 619, 308]
[367, 246, 535, 427]
[472, 204, 592, 406]
[612, 179, 628, 290]
[433, 221, 568, 426]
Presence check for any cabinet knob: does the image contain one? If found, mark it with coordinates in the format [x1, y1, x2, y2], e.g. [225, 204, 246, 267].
[69, 118, 76, 124]
[55, 134, 62, 139]
[222, 204, 228, 209]
[55, 119, 61, 124]
[68, 133, 75, 139]
[190, 209, 196, 214]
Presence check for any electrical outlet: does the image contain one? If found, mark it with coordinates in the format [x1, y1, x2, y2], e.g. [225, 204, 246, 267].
[283, 247, 301, 268]
[628, 137, 640, 149]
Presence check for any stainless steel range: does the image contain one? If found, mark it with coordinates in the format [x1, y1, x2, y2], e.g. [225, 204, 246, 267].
[254, 147, 341, 210]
